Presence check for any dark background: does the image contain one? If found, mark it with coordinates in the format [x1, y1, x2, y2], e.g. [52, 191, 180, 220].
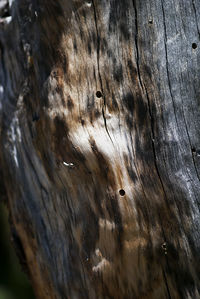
[0, 203, 34, 299]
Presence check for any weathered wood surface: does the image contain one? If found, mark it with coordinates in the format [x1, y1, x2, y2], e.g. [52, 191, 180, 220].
[0, 0, 200, 298]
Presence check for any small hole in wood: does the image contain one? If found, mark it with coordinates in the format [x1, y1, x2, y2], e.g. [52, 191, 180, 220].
[32, 113, 40, 122]
[162, 242, 167, 250]
[191, 147, 196, 154]
[119, 189, 125, 196]
[192, 43, 197, 49]
[148, 19, 153, 24]
[86, 1, 92, 7]
[96, 91, 102, 98]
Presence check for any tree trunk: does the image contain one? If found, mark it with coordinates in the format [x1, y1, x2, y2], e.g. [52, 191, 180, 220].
[0, 0, 200, 298]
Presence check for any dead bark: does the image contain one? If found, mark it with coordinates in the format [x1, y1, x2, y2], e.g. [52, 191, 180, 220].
[0, 0, 200, 298]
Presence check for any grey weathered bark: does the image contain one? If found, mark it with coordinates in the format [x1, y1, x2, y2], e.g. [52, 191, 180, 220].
[0, 0, 200, 298]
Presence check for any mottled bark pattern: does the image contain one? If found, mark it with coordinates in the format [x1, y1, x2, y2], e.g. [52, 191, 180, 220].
[0, 0, 200, 298]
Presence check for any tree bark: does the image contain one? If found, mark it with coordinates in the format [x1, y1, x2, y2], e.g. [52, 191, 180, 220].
[0, 0, 200, 298]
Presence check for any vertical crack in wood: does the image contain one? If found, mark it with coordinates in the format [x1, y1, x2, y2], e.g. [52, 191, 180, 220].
[132, 0, 144, 91]
[132, 0, 169, 202]
[132, 3, 174, 296]
[144, 80, 170, 203]
[129, 133, 151, 202]
[191, 0, 200, 38]
[162, 268, 172, 299]
[91, 0, 113, 143]
[181, 104, 200, 183]
[160, 0, 179, 130]
[0, 42, 6, 87]
[132, 1, 167, 200]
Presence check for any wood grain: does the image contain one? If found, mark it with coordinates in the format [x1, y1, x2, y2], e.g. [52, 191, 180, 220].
[0, 0, 200, 298]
